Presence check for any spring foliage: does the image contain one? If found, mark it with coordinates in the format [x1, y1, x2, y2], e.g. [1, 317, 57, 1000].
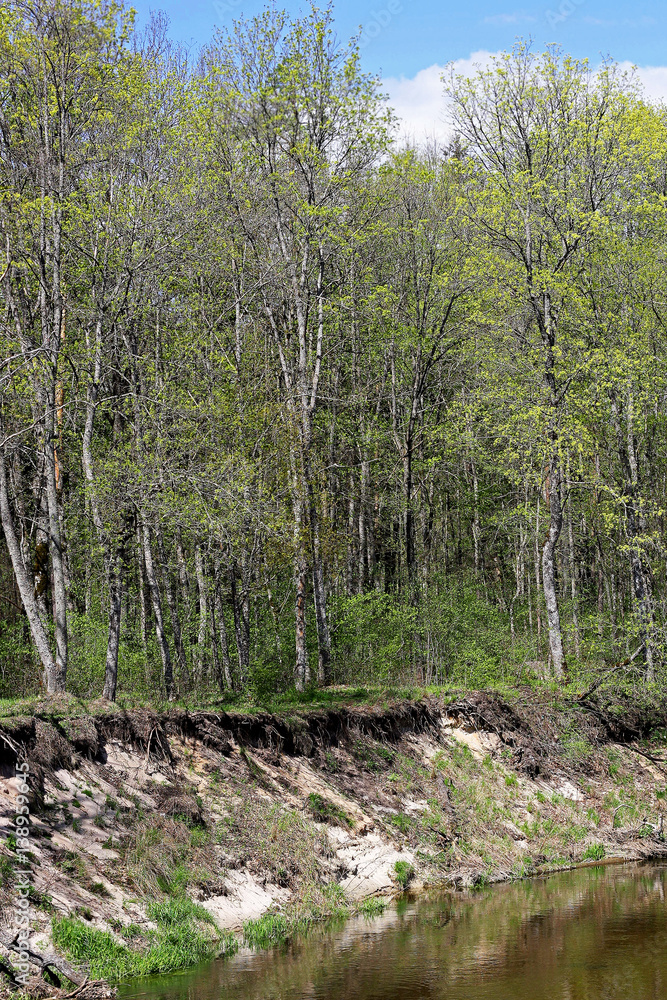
[2, 3, 667, 701]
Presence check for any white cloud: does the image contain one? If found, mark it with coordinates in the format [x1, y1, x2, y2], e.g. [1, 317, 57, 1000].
[483, 12, 536, 25]
[383, 64, 448, 143]
[384, 54, 667, 144]
[624, 64, 667, 103]
[384, 51, 497, 143]
[582, 16, 657, 28]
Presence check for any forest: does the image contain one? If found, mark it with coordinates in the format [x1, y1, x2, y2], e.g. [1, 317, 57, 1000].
[2, 0, 667, 705]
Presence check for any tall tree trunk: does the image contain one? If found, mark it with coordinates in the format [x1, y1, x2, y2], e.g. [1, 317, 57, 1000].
[534, 495, 542, 648]
[464, 398, 481, 593]
[102, 545, 124, 702]
[297, 391, 331, 686]
[140, 517, 173, 698]
[262, 552, 282, 668]
[33, 486, 51, 623]
[471, 462, 481, 587]
[175, 529, 191, 645]
[213, 550, 233, 691]
[136, 521, 149, 658]
[542, 451, 565, 678]
[230, 559, 250, 685]
[308, 481, 331, 686]
[84, 545, 92, 618]
[538, 292, 565, 679]
[597, 553, 605, 640]
[11, 454, 35, 587]
[293, 494, 309, 691]
[0, 446, 57, 690]
[346, 480, 356, 596]
[82, 343, 125, 701]
[357, 456, 368, 594]
[194, 544, 208, 686]
[157, 528, 189, 690]
[610, 390, 655, 679]
[566, 455, 581, 660]
[44, 409, 68, 690]
[403, 439, 417, 601]
[58, 503, 76, 616]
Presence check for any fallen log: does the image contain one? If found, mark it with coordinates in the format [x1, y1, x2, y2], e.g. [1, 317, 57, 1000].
[0, 930, 85, 987]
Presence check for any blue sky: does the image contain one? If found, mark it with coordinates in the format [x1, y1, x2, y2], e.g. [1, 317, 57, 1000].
[130, 1, 667, 138]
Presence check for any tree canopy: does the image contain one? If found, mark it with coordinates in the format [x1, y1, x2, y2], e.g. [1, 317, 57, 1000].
[2, 1, 667, 704]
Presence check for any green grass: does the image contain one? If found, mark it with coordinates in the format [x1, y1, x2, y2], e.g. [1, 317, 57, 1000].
[1, 674, 666, 723]
[52, 919, 137, 980]
[243, 884, 355, 951]
[0, 854, 13, 888]
[581, 843, 606, 862]
[52, 897, 235, 981]
[390, 812, 412, 834]
[358, 897, 387, 917]
[350, 738, 396, 771]
[306, 793, 353, 828]
[242, 910, 330, 949]
[27, 885, 54, 912]
[60, 851, 87, 881]
[89, 881, 110, 897]
[393, 860, 414, 889]
[243, 913, 297, 948]
[0, 683, 465, 723]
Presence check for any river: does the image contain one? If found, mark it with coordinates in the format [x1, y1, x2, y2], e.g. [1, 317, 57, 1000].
[119, 862, 667, 1000]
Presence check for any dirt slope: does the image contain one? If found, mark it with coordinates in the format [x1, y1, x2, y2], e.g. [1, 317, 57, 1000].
[1, 691, 666, 994]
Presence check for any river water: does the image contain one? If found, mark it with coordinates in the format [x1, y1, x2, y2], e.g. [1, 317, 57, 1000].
[119, 863, 667, 1000]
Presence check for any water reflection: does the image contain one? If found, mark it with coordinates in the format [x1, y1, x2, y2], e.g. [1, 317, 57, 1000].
[120, 863, 667, 1000]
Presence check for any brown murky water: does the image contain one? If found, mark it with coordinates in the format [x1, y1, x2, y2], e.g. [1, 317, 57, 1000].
[119, 863, 667, 1000]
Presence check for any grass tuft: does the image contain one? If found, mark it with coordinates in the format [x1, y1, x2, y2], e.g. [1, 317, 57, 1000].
[306, 793, 353, 828]
[358, 897, 386, 917]
[393, 860, 414, 889]
[581, 843, 606, 862]
[243, 912, 296, 949]
[52, 896, 235, 981]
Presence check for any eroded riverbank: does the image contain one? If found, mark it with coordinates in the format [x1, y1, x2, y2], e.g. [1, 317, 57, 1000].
[1, 690, 667, 996]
